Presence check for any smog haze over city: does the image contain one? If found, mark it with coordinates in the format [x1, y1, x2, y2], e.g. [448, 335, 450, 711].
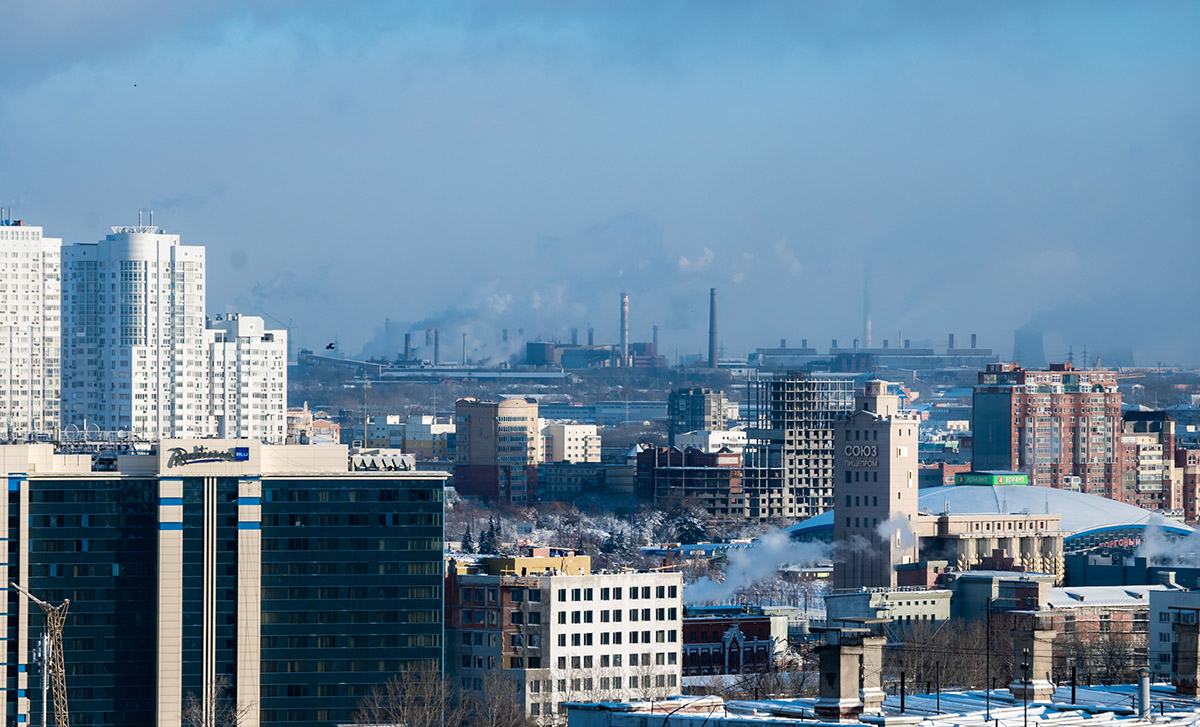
[3, 1, 1198, 364]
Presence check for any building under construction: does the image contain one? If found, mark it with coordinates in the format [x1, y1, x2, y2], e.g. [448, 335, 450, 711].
[743, 371, 853, 520]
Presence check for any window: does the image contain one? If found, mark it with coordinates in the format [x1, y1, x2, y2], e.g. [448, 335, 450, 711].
[602, 588, 611, 600]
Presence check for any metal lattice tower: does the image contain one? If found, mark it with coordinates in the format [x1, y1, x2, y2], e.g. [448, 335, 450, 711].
[12, 583, 70, 727]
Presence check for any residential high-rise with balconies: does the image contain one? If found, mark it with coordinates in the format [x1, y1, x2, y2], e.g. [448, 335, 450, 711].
[62, 224, 208, 439]
[205, 313, 288, 443]
[0, 218, 61, 440]
[973, 363, 1123, 498]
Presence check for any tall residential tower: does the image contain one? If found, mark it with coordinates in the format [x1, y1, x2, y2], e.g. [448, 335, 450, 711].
[62, 224, 207, 438]
[0, 217, 61, 440]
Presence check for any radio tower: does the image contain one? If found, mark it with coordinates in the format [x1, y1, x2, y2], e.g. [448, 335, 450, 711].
[12, 583, 70, 727]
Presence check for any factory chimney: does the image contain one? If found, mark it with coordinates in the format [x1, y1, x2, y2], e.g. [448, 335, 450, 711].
[620, 292, 629, 366]
[587, 326, 594, 346]
[948, 333, 956, 350]
[971, 333, 977, 349]
[652, 325, 659, 356]
[708, 287, 718, 369]
[403, 333, 412, 361]
[571, 327, 579, 346]
[434, 329, 440, 365]
[462, 332, 467, 365]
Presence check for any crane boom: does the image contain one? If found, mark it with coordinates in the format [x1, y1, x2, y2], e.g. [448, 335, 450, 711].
[12, 583, 69, 727]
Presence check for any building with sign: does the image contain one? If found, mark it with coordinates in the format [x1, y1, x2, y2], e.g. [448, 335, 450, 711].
[832, 380, 921, 589]
[0, 218, 61, 441]
[0, 440, 446, 727]
[973, 362, 1123, 498]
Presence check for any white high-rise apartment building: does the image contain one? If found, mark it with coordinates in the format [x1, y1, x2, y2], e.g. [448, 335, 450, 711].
[62, 224, 207, 439]
[0, 219, 61, 440]
[205, 314, 287, 443]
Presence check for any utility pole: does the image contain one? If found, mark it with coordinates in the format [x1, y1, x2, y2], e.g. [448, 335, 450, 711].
[12, 583, 69, 727]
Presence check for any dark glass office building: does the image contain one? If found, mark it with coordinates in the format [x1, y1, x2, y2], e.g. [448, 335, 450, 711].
[1, 441, 445, 727]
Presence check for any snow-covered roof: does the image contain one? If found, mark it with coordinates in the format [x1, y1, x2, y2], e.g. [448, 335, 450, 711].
[786, 485, 1193, 542]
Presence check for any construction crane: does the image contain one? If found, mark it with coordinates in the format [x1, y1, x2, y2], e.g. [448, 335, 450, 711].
[11, 583, 69, 727]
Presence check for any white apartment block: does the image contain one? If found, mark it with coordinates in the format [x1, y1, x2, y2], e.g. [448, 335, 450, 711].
[542, 422, 601, 463]
[0, 220, 61, 440]
[448, 554, 683, 723]
[62, 225, 207, 438]
[205, 314, 287, 443]
[61, 223, 286, 443]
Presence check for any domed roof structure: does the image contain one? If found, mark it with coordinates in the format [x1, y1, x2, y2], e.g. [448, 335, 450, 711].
[786, 484, 1192, 552]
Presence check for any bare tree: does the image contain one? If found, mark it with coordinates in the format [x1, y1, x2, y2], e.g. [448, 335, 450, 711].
[182, 674, 254, 727]
[353, 662, 464, 727]
[460, 672, 535, 727]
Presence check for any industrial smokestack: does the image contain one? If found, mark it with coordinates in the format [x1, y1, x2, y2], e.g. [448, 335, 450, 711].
[434, 329, 440, 365]
[708, 287, 718, 369]
[948, 333, 955, 350]
[571, 327, 579, 346]
[462, 332, 467, 365]
[588, 326, 594, 346]
[620, 292, 629, 366]
[652, 325, 659, 356]
[425, 328, 433, 346]
[404, 333, 412, 361]
[971, 333, 977, 349]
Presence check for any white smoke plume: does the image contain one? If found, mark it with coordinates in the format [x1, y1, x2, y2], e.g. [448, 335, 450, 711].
[875, 514, 918, 565]
[1136, 524, 1200, 568]
[684, 529, 831, 605]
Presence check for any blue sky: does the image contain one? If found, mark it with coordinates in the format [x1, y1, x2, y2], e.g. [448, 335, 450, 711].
[2, 1, 1198, 365]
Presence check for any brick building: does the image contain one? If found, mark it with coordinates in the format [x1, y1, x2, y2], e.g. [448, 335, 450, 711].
[681, 606, 790, 676]
[973, 363, 1123, 498]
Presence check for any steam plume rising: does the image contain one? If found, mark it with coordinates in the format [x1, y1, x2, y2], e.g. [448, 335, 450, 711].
[684, 530, 831, 605]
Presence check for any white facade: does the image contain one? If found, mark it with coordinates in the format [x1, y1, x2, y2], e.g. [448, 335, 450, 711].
[542, 422, 601, 463]
[205, 314, 287, 443]
[62, 224, 286, 442]
[451, 566, 683, 723]
[673, 429, 747, 455]
[62, 226, 207, 439]
[0, 222, 61, 440]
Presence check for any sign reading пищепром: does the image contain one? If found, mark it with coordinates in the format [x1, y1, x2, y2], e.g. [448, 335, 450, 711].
[167, 445, 251, 468]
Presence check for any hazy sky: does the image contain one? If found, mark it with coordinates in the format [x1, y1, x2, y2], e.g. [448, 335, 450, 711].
[3, 2, 1198, 365]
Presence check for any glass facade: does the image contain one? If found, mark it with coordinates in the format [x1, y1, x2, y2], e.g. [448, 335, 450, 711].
[22, 477, 159, 727]
[5, 469, 445, 727]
